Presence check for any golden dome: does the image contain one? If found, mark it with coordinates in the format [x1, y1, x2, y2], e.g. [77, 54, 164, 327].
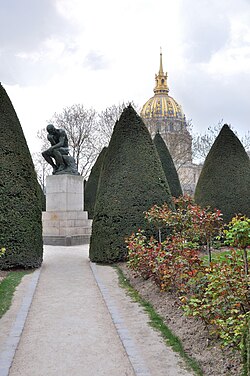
[141, 94, 185, 120]
[140, 51, 186, 122]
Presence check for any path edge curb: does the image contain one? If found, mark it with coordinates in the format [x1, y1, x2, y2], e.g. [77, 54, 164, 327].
[90, 261, 151, 376]
[0, 268, 41, 376]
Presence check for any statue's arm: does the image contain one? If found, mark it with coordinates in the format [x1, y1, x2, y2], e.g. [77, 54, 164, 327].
[47, 134, 56, 145]
[50, 131, 66, 150]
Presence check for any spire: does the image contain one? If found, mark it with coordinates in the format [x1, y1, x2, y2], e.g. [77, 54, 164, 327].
[154, 49, 169, 95]
[159, 47, 164, 75]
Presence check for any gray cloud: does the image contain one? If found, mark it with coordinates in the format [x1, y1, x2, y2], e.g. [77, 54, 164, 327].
[173, 68, 250, 137]
[0, 0, 74, 51]
[0, 0, 77, 85]
[0, 51, 65, 86]
[83, 51, 109, 70]
[179, 0, 231, 63]
[174, 0, 250, 137]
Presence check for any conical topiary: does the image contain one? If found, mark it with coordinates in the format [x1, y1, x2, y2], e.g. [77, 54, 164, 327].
[89, 105, 174, 263]
[0, 83, 43, 269]
[153, 132, 183, 197]
[84, 147, 107, 218]
[195, 124, 250, 223]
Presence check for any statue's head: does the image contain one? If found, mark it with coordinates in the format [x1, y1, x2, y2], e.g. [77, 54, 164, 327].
[47, 124, 56, 134]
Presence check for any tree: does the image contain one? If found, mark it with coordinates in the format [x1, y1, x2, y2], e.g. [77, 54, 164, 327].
[84, 147, 107, 218]
[192, 121, 250, 163]
[32, 152, 51, 193]
[89, 105, 174, 264]
[97, 101, 139, 147]
[36, 102, 139, 181]
[38, 104, 99, 179]
[195, 124, 250, 223]
[153, 132, 182, 197]
[0, 84, 43, 269]
[37, 181, 46, 211]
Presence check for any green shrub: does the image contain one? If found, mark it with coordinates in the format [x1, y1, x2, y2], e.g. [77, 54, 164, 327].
[195, 124, 250, 223]
[84, 147, 107, 218]
[89, 105, 173, 263]
[0, 84, 43, 269]
[224, 215, 250, 275]
[126, 230, 203, 293]
[0, 248, 6, 258]
[153, 132, 182, 197]
[182, 249, 250, 350]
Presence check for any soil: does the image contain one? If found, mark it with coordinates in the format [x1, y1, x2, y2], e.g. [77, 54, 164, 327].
[0, 270, 9, 283]
[119, 262, 242, 376]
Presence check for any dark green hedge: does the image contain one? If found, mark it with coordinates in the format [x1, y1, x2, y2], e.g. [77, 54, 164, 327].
[0, 84, 43, 269]
[153, 132, 182, 197]
[89, 105, 173, 264]
[195, 124, 250, 223]
[84, 147, 107, 219]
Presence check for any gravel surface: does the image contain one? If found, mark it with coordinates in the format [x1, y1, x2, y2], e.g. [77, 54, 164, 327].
[1, 245, 195, 376]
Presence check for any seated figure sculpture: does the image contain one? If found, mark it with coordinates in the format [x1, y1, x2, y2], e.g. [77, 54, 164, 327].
[42, 124, 79, 175]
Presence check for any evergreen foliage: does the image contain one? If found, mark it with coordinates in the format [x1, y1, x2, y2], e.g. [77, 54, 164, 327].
[195, 124, 250, 223]
[84, 147, 107, 218]
[153, 132, 183, 197]
[89, 105, 173, 263]
[0, 84, 43, 269]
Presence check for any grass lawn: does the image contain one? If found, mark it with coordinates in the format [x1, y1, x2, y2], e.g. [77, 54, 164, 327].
[116, 266, 203, 376]
[201, 247, 250, 265]
[0, 271, 30, 319]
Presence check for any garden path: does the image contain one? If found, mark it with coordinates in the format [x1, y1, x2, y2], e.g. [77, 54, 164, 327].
[0, 245, 194, 376]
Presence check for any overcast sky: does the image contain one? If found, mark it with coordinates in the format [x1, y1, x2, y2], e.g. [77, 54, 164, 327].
[1, 0, 250, 153]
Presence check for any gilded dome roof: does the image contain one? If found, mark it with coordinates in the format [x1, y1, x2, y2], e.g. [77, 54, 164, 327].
[141, 94, 185, 120]
[140, 52, 186, 121]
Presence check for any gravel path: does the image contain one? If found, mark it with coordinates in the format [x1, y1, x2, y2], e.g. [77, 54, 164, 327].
[0, 245, 194, 376]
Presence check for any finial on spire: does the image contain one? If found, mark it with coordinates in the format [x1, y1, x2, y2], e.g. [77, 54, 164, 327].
[159, 47, 163, 75]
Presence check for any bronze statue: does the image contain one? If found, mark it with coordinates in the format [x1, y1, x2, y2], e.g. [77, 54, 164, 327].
[42, 124, 79, 175]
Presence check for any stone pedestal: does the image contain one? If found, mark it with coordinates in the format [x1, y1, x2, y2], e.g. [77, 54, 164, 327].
[42, 175, 92, 246]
